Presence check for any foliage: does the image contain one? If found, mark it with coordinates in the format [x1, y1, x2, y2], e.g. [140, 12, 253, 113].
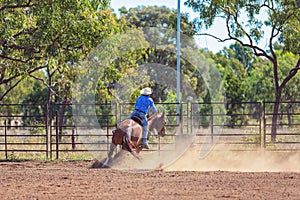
[162, 90, 177, 126]
[1, 2, 299, 142]
[212, 48, 248, 126]
[119, 5, 211, 102]
[246, 51, 300, 101]
[185, 0, 300, 140]
[0, 0, 120, 102]
[0, 0, 133, 134]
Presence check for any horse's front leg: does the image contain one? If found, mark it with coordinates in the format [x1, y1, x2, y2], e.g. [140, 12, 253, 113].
[102, 142, 116, 167]
[108, 142, 116, 158]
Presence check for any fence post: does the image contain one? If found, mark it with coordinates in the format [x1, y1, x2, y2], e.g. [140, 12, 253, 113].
[45, 104, 49, 159]
[158, 134, 161, 156]
[190, 103, 193, 135]
[115, 102, 118, 127]
[72, 128, 75, 150]
[186, 103, 189, 134]
[210, 105, 214, 144]
[259, 102, 262, 149]
[180, 103, 183, 134]
[4, 120, 7, 160]
[263, 102, 266, 149]
[55, 111, 59, 159]
[106, 110, 109, 152]
[49, 103, 53, 160]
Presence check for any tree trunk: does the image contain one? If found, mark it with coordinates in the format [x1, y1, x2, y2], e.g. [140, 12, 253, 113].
[271, 91, 282, 142]
[46, 67, 53, 142]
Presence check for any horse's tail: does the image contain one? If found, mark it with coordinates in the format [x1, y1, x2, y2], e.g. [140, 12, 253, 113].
[123, 136, 132, 152]
[123, 133, 141, 160]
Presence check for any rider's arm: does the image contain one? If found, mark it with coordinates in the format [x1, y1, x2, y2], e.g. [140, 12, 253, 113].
[148, 98, 158, 114]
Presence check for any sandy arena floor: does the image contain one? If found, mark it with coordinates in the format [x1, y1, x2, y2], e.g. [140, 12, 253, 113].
[1, 150, 300, 200]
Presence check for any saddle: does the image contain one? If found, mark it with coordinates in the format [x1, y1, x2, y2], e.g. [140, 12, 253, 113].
[130, 116, 143, 126]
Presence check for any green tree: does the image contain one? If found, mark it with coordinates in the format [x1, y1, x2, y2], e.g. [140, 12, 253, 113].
[246, 51, 300, 125]
[185, 0, 300, 141]
[119, 5, 209, 102]
[0, 0, 126, 140]
[212, 50, 248, 126]
[0, 0, 117, 101]
[246, 58, 274, 102]
[222, 43, 254, 71]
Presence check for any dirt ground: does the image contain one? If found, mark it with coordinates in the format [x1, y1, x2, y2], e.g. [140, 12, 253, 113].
[0, 148, 300, 200]
[1, 150, 300, 200]
[0, 161, 300, 199]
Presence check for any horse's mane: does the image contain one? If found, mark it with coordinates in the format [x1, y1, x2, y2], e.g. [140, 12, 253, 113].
[147, 111, 162, 121]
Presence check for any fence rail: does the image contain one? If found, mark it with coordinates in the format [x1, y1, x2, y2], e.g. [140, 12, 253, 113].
[1, 101, 300, 160]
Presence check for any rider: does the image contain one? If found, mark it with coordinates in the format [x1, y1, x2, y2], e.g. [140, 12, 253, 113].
[129, 87, 158, 149]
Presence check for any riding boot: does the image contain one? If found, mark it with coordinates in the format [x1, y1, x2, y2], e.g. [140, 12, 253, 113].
[141, 138, 149, 149]
[141, 126, 149, 149]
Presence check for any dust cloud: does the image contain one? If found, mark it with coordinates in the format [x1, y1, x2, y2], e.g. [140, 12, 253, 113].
[95, 135, 300, 172]
[164, 144, 300, 172]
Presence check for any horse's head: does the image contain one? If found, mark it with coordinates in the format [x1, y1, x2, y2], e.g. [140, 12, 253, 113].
[149, 111, 166, 137]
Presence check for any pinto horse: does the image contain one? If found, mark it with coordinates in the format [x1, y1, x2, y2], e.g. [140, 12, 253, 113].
[101, 111, 166, 167]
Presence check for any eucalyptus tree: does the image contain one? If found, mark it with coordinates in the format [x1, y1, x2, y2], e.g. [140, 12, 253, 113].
[0, 0, 125, 140]
[185, 0, 300, 141]
[0, 0, 117, 102]
[222, 43, 254, 71]
[246, 51, 300, 125]
[118, 5, 212, 102]
[212, 50, 248, 126]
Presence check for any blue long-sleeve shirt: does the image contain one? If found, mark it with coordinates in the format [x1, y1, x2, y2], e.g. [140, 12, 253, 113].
[134, 95, 158, 114]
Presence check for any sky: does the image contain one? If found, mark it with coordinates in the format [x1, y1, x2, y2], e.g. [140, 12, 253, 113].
[110, 0, 233, 53]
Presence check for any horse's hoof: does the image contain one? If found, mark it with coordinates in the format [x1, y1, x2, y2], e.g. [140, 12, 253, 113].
[91, 159, 110, 168]
[141, 143, 150, 149]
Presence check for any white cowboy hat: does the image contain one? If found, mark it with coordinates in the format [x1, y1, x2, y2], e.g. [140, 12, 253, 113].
[140, 87, 152, 95]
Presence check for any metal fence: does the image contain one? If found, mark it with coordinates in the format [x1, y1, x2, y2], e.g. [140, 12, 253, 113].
[1, 101, 300, 160]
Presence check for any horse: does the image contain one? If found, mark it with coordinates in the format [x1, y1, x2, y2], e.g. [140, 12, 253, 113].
[101, 111, 166, 167]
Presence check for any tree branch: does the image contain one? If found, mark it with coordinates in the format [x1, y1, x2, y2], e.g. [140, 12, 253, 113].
[227, 11, 275, 62]
[0, 65, 46, 85]
[0, 78, 23, 101]
[280, 58, 300, 89]
[0, 54, 34, 63]
[2, 42, 41, 54]
[28, 74, 59, 97]
[0, 0, 35, 11]
[194, 33, 232, 42]
[269, 25, 277, 60]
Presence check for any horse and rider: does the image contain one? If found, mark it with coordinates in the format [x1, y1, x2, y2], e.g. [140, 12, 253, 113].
[128, 87, 158, 149]
[101, 87, 166, 167]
